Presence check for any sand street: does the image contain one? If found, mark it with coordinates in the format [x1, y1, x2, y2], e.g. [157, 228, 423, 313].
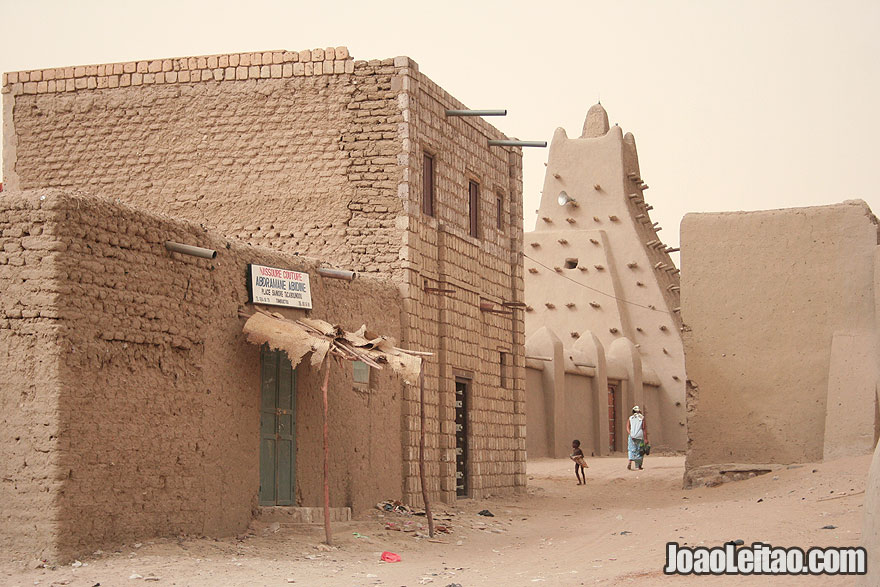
[2, 454, 868, 586]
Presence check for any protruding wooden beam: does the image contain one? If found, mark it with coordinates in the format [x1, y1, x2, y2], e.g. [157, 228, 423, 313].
[501, 301, 528, 308]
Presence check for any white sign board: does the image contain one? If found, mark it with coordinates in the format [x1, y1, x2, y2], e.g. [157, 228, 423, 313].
[248, 264, 312, 309]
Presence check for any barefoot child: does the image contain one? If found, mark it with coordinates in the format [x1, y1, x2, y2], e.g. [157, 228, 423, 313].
[570, 439, 588, 485]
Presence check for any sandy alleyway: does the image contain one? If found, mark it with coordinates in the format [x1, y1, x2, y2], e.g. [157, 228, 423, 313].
[2, 455, 869, 586]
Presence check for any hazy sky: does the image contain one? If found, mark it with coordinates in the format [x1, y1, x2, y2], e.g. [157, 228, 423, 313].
[2, 0, 878, 247]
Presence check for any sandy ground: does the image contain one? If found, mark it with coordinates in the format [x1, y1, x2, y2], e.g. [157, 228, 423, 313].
[2, 454, 870, 586]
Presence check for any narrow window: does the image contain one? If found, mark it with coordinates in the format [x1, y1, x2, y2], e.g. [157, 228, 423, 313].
[422, 153, 435, 217]
[468, 180, 480, 238]
[500, 352, 509, 389]
[496, 195, 504, 231]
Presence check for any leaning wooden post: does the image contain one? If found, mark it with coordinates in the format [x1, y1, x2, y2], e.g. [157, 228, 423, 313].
[321, 359, 332, 545]
[418, 367, 435, 537]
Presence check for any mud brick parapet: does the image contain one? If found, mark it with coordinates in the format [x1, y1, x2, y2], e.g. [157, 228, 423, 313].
[1, 47, 354, 95]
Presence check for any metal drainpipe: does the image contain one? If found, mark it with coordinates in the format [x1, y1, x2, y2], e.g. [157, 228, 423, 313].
[316, 268, 357, 281]
[165, 241, 217, 259]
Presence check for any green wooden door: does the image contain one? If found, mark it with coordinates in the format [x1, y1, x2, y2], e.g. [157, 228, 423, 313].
[259, 347, 296, 506]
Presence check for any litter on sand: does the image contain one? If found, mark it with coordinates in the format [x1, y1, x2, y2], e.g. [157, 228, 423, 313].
[386, 520, 452, 535]
[377, 500, 415, 515]
[380, 551, 402, 563]
[478, 509, 495, 517]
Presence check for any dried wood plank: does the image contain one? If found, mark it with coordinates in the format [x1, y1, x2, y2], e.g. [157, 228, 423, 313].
[817, 490, 865, 502]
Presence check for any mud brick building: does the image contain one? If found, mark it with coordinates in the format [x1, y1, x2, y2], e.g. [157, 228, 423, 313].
[0, 189, 408, 559]
[1, 47, 526, 560]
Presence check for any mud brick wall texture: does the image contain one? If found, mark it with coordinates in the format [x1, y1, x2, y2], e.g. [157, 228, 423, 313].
[3, 47, 403, 278]
[0, 189, 404, 562]
[394, 61, 527, 504]
[3, 47, 527, 510]
[0, 194, 66, 561]
[681, 201, 879, 471]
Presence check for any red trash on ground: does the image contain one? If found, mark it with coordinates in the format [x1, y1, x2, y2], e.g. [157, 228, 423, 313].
[380, 551, 401, 563]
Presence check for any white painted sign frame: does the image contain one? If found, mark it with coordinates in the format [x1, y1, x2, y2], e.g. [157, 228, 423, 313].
[248, 264, 313, 309]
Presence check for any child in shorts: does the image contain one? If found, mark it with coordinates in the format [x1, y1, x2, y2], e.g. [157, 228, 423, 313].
[570, 439, 588, 485]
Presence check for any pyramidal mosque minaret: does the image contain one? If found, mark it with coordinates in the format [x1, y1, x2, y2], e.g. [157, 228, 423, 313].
[524, 104, 686, 456]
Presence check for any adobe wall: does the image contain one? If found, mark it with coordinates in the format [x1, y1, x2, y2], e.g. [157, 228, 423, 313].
[2, 48, 404, 278]
[0, 189, 404, 561]
[525, 365, 550, 457]
[681, 201, 880, 475]
[0, 194, 65, 561]
[389, 63, 527, 503]
[563, 373, 596, 456]
[525, 370, 595, 459]
[525, 326, 615, 458]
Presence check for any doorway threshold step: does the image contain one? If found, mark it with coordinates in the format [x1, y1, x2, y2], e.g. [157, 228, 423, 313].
[257, 506, 352, 524]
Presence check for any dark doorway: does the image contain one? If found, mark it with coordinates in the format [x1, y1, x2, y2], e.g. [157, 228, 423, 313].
[608, 384, 619, 453]
[259, 346, 296, 506]
[455, 377, 470, 497]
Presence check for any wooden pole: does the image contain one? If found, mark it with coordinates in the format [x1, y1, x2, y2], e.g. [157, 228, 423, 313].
[418, 368, 435, 538]
[321, 359, 332, 545]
